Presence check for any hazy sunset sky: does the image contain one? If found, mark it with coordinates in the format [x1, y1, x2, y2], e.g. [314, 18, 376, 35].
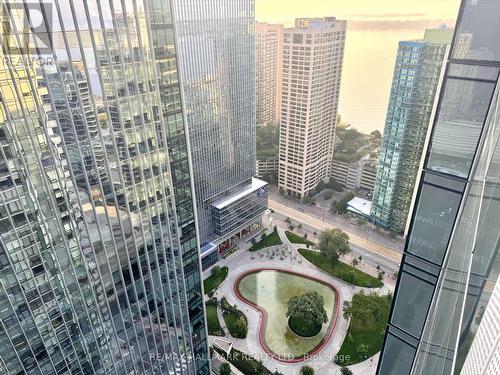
[256, 0, 461, 133]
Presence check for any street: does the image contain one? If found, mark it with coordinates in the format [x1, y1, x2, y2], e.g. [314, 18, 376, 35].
[268, 198, 403, 263]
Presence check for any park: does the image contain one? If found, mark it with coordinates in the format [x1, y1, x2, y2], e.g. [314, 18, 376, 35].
[204, 223, 394, 375]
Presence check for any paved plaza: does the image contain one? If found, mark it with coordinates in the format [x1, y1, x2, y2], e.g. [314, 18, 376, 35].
[205, 224, 395, 375]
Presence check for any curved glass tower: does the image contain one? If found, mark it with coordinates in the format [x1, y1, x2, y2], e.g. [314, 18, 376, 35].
[0, 1, 208, 374]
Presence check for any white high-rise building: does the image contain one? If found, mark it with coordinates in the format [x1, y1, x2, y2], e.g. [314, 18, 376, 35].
[256, 23, 283, 127]
[278, 17, 346, 198]
[461, 278, 500, 375]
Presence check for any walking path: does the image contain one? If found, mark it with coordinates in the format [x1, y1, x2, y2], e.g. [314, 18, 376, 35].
[207, 227, 395, 375]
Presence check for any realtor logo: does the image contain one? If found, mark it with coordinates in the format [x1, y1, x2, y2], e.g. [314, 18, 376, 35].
[1, 2, 53, 55]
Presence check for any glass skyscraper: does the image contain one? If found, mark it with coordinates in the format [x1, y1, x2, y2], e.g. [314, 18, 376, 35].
[0, 1, 208, 374]
[173, 0, 268, 269]
[371, 28, 452, 233]
[377, 0, 500, 374]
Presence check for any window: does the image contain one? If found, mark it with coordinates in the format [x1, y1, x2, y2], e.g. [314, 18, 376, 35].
[427, 79, 495, 178]
[391, 272, 434, 338]
[406, 183, 462, 265]
[378, 334, 416, 375]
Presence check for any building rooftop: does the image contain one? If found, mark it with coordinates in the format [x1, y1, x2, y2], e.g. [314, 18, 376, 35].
[212, 178, 268, 210]
[347, 197, 372, 218]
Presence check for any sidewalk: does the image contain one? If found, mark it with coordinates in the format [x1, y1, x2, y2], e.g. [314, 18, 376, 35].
[205, 225, 393, 374]
[268, 186, 405, 252]
[269, 199, 402, 263]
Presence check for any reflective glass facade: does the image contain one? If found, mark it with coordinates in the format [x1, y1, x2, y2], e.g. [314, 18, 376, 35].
[371, 30, 452, 233]
[0, 1, 208, 374]
[173, 0, 265, 249]
[377, 1, 500, 374]
[211, 178, 268, 238]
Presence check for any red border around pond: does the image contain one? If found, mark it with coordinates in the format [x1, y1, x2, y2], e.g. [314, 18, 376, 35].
[233, 268, 341, 363]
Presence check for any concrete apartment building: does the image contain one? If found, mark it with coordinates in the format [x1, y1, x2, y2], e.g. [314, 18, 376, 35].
[256, 23, 283, 127]
[278, 17, 346, 198]
[256, 158, 280, 178]
[331, 154, 378, 192]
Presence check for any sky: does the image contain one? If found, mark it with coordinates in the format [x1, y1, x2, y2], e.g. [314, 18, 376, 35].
[256, 0, 461, 133]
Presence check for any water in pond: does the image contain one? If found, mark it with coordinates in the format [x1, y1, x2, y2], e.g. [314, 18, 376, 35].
[237, 270, 338, 359]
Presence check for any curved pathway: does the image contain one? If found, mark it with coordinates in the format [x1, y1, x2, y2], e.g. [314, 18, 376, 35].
[209, 227, 392, 374]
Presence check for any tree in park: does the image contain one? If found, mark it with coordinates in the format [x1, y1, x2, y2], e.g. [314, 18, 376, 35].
[233, 318, 247, 338]
[343, 291, 392, 326]
[287, 292, 327, 336]
[340, 366, 353, 375]
[300, 365, 314, 375]
[377, 270, 385, 282]
[218, 362, 230, 375]
[318, 228, 350, 264]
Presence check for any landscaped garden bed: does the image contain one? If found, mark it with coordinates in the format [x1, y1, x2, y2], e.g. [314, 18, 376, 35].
[285, 230, 315, 247]
[249, 230, 282, 252]
[203, 266, 228, 295]
[205, 299, 224, 336]
[336, 291, 392, 365]
[213, 346, 273, 375]
[221, 298, 248, 339]
[299, 249, 383, 288]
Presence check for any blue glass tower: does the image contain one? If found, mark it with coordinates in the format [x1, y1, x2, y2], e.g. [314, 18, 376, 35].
[377, 0, 500, 373]
[371, 30, 452, 233]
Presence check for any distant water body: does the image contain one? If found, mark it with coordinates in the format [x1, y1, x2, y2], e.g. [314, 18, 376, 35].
[339, 27, 424, 134]
[255, 17, 456, 134]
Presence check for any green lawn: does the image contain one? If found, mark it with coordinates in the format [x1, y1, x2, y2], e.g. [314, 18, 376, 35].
[249, 230, 282, 252]
[298, 249, 383, 288]
[203, 266, 228, 295]
[220, 297, 247, 339]
[285, 231, 315, 247]
[336, 292, 392, 365]
[205, 301, 224, 336]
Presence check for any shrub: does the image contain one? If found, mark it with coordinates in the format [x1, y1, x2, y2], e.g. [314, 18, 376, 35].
[219, 363, 230, 375]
